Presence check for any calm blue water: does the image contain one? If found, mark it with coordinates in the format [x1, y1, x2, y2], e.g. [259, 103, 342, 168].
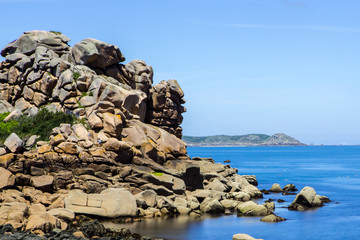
[105, 146, 360, 240]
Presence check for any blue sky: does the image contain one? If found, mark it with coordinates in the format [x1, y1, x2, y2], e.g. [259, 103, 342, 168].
[0, 0, 359, 145]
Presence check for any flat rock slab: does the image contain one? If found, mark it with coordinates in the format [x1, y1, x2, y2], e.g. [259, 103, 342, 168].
[65, 188, 137, 218]
[30, 175, 54, 192]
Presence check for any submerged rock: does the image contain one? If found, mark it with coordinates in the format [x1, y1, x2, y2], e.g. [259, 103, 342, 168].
[269, 183, 282, 192]
[283, 183, 298, 192]
[260, 214, 286, 222]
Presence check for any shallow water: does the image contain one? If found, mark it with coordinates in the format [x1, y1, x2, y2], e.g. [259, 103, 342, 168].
[103, 146, 360, 240]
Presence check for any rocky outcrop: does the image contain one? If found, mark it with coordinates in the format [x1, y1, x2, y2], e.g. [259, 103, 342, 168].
[288, 186, 329, 210]
[146, 80, 186, 138]
[0, 30, 186, 161]
[0, 31, 330, 239]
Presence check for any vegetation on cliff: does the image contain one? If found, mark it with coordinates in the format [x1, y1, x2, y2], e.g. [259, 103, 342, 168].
[0, 108, 76, 144]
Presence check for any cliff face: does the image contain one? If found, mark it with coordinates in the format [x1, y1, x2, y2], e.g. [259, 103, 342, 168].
[0, 31, 187, 163]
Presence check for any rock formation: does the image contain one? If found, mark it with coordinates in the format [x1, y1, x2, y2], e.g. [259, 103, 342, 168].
[0, 30, 186, 146]
[0, 31, 330, 238]
[288, 186, 330, 211]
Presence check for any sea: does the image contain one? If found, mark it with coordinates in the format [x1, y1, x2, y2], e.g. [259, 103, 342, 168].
[103, 146, 360, 240]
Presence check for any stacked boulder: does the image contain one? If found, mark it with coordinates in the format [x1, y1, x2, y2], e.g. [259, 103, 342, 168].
[0, 31, 71, 114]
[146, 80, 186, 138]
[0, 31, 331, 237]
[0, 30, 187, 163]
[288, 186, 330, 211]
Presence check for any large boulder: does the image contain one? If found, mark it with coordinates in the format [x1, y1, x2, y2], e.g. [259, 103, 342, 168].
[288, 186, 326, 210]
[0, 167, 15, 189]
[156, 197, 176, 213]
[0, 153, 15, 168]
[237, 201, 271, 216]
[135, 189, 157, 208]
[4, 133, 23, 153]
[47, 208, 75, 221]
[71, 38, 125, 68]
[260, 214, 286, 222]
[65, 188, 137, 217]
[1, 30, 70, 57]
[97, 82, 147, 121]
[220, 199, 239, 209]
[126, 60, 153, 93]
[25, 212, 65, 233]
[0, 202, 28, 229]
[205, 178, 228, 192]
[200, 197, 224, 213]
[269, 183, 282, 192]
[242, 184, 263, 198]
[0, 100, 14, 114]
[30, 175, 54, 192]
[123, 120, 187, 161]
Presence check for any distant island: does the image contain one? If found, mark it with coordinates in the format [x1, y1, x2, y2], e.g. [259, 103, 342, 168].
[183, 133, 306, 146]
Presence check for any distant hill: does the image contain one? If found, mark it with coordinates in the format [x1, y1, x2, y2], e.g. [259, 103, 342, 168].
[183, 133, 306, 146]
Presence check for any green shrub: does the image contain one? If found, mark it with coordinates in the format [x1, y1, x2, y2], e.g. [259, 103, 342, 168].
[0, 113, 19, 142]
[16, 108, 76, 140]
[0, 108, 77, 144]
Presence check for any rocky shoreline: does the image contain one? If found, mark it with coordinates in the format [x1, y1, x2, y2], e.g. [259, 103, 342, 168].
[0, 31, 330, 239]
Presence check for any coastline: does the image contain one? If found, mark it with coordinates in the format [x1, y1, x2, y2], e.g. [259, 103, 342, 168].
[0, 31, 337, 240]
[186, 144, 359, 147]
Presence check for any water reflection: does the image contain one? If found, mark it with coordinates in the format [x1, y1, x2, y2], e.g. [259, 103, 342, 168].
[103, 215, 207, 240]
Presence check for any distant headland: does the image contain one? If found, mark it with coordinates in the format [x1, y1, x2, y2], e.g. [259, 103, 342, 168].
[183, 133, 306, 146]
